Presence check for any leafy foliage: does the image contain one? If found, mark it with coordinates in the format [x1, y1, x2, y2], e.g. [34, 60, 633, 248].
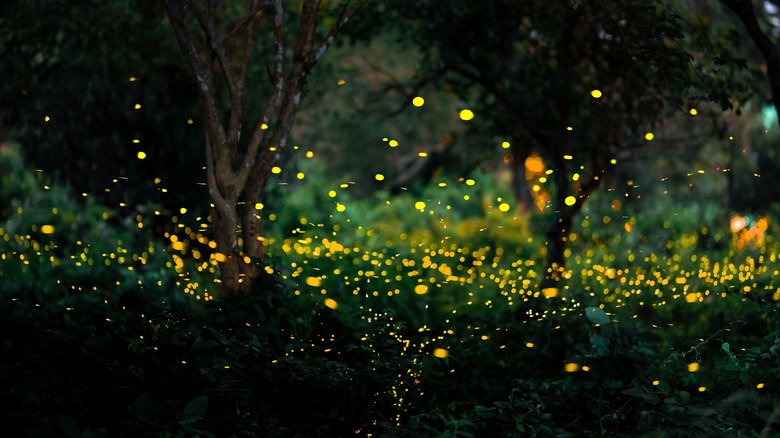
[3, 0, 780, 436]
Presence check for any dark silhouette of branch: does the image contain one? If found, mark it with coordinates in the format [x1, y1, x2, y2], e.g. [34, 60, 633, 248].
[721, 0, 780, 128]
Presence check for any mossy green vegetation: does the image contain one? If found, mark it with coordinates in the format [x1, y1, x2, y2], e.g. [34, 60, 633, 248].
[1, 145, 778, 436]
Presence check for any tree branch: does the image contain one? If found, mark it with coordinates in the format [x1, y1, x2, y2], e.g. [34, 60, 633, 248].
[446, 61, 551, 150]
[721, 0, 780, 126]
[165, 0, 231, 194]
[311, 0, 370, 65]
[190, 0, 244, 152]
[235, 0, 285, 189]
[223, 0, 269, 44]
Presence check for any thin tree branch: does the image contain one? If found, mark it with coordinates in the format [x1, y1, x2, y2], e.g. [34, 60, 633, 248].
[311, 0, 370, 65]
[191, 1, 237, 96]
[235, 0, 285, 189]
[165, 0, 231, 193]
[447, 61, 551, 150]
[223, 0, 270, 44]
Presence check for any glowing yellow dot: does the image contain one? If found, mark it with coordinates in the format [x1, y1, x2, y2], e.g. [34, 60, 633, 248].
[591, 89, 602, 98]
[328, 190, 337, 198]
[414, 284, 428, 294]
[137, 151, 147, 159]
[459, 109, 474, 121]
[418, 152, 428, 157]
[542, 287, 559, 298]
[698, 386, 706, 392]
[132, 139, 140, 144]
[757, 383, 765, 389]
[610, 158, 617, 165]
[564, 363, 580, 372]
[271, 166, 281, 174]
[306, 277, 322, 287]
[44, 116, 50, 122]
[388, 139, 399, 147]
[187, 119, 193, 125]
[415, 201, 426, 211]
[465, 179, 475, 186]
[296, 172, 305, 180]
[433, 348, 448, 358]
[652, 380, 660, 386]
[214, 253, 227, 262]
[566, 126, 573, 131]
[255, 203, 264, 210]
[41, 225, 55, 234]
[180, 207, 187, 214]
[305, 151, 314, 158]
[572, 173, 580, 181]
[375, 174, 385, 181]
[324, 298, 338, 309]
[687, 362, 700, 373]
[129, 77, 137, 82]
[498, 203, 510, 212]
[644, 132, 654, 141]
[412, 96, 425, 107]
[501, 141, 510, 149]
[336, 203, 346, 212]
[525, 342, 534, 348]
[563, 154, 573, 160]
[690, 108, 698, 116]
[134, 103, 141, 109]
[337, 79, 346, 85]
[564, 196, 576, 206]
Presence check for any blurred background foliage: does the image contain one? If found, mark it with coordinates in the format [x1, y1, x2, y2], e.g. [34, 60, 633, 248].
[3, 0, 780, 436]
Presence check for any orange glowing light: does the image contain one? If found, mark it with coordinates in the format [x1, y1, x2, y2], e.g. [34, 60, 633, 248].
[730, 215, 746, 233]
[525, 154, 545, 175]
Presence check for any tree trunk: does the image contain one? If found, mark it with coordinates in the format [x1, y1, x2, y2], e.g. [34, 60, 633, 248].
[542, 208, 573, 287]
[542, 11, 575, 288]
[510, 140, 534, 213]
[165, 0, 366, 295]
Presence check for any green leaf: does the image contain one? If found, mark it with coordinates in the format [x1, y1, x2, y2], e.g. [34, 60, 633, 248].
[585, 307, 611, 325]
[621, 388, 659, 405]
[56, 415, 81, 438]
[134, 392, 153, 416]
[190, 337, 220, 352]
[180, 395, 209, 422]
[722, 342, 730, 353]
